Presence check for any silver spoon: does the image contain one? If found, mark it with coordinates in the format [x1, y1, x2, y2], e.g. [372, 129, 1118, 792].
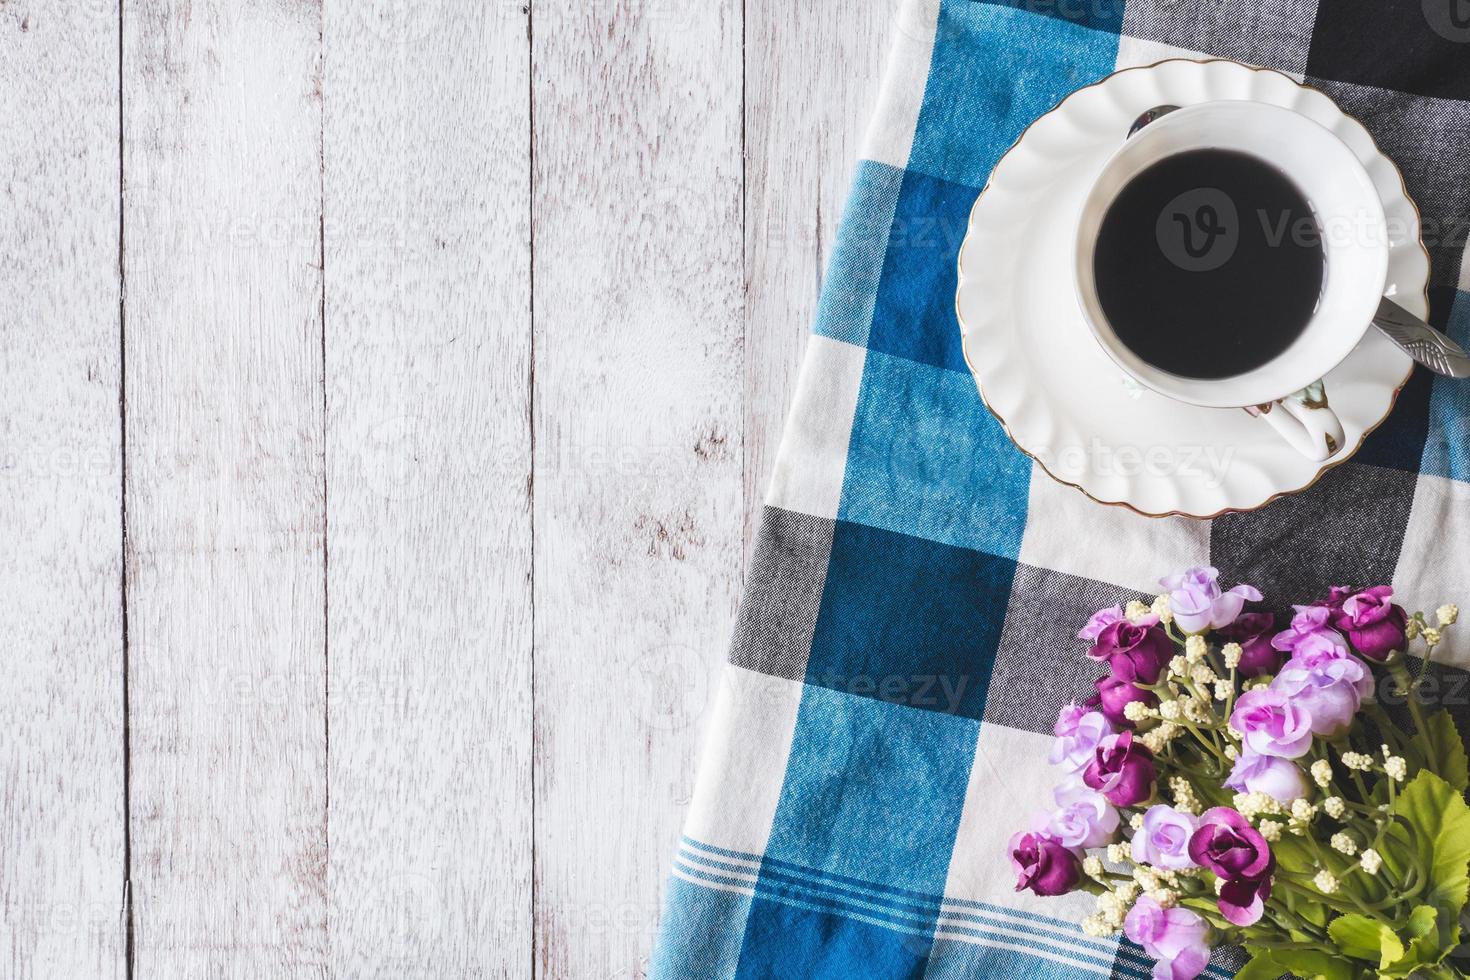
[1128, 104, 1470, 378]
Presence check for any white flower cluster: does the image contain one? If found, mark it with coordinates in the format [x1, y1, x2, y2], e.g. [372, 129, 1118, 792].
[1330, 833, 1358, 856]
[1257, 819, 1283, 842]
[1341, 752, 1374, 771]
[1314, 870, 1339, 894]
[1170, 776, 1199, 814]
[1125, 600, 1153, 623]
[1384, 756, 1408, 782]
[1360, 848, 1383, 875]
[1151, 594, 1173, 624]
[1184, 635, 1208, 665]
[1084, 881, 1140, 937]
[1138, 722, 1182, 754]
[1233, 791, 1282, 820]
[1322, 796, 1346, 819]
[1439, 603, 1459, 627]
[1288, 798, 1316, 833]
[1311, 759, 1334, 789]
[1221, 642, 1243, 670]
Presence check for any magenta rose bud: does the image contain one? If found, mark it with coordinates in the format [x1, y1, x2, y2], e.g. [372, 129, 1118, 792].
[1090, 620, 1174, 684]
[1160, 567, 1262, 634]
[1050, 705, 1114, 772]
[1091, 674, 1156, 728]
[1008, 830, 1082, 897]
[1083, 731, 1157, 807]
[1223, 750, 1308, 803]
[1124, 896, 1212, 980]
[1216, 612, 1281, 678]
[1130, 804, 1199, 871]
[1079, 605, 1126, 641]
[1189, 808, 1274, 927]
[1330, 586, 1409, 661]
[1229, 687, 1314, 759]
[1271, 645, 1372, 738]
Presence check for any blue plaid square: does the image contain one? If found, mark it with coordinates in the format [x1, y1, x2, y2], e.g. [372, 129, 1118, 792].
[736, 897, 932, 980]
[839, 351, 1031, 558]
[866, 169, 978, 373]
[1419, 290, 1470, 482]
[765, 685, 979, 893]
[806, 520, 1016, 720]
[815, 161, 909, 350]
[906, 2, 1118, 188]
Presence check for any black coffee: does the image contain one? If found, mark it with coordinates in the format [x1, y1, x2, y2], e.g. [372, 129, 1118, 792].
[1093, 149, 1325, 380]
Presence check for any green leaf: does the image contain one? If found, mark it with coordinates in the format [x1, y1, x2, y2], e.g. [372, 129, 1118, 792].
[1420, 710, 1470, 792]
[1234, 948, 1357, 980]
[1328, 913, 1404, 970]
[1379, 905, 1444, 977]
[1391, 770, 1470, 917]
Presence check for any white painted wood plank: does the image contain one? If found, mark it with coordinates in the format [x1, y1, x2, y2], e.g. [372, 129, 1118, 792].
[122, 1, 328, 974]
[0, 5, 125, 979]
[531, 2, 745, 976]
[322, 2, 532, 976]
[743, 3, 894, 555]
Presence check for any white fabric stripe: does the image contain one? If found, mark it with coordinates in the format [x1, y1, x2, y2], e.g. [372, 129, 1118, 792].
[675, 853, 1132, 970]
[764, 335, 868, 519]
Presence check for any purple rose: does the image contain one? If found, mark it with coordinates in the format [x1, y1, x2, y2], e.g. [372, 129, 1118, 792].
[1049, 705, 1113, 772]
[1229, 688, 1314, 759]
[1329, 586, 1408, 661]
[1217, 612, 1282, 678]
[1089, 620, 1174, 684]
[1189, 807, 1274, 926]
[1079, 605, 1126, 641]
[1160, 567, 1262, 634]
[1009, 830, 1082, 897]
[1124, 896, 1211, 980]
[1040, 781, 1120, 849]
[1083, 731, 1157, 807]
[1272, 605, 1349, 660]
[1271, 645, 1372, 738]
[1223, 751, 1308, 803]
[1090, 674, 1156, 729]
[1130, 805, 1199, 871]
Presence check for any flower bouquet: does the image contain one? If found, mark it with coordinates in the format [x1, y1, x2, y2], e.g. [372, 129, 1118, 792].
[1009, 568, 1470, 979]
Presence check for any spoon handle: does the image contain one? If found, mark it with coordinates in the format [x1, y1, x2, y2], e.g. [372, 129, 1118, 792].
[1372, 297, 1470, 378]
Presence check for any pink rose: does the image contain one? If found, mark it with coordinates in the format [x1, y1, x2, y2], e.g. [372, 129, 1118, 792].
[1160, 567, 1261, 634]
[1229, 688, 1314, 759]
[1124, 896, 1212, 980]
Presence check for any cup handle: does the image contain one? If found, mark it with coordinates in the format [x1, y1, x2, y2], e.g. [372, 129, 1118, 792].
[1246, 381, 1344, 462]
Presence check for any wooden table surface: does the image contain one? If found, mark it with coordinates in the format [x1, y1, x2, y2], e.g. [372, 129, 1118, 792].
[2, 2, 892, 976]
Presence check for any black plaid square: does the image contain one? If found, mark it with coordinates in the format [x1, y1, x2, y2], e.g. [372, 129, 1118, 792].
[1122, 0, 1319, 74]
[983, 563, 1149, 735]
[1307, 0, 1470, 102]
[1303, 77, 1470, 291]
[728, 507, 834, 682]
[1210, 461, 1419, 607]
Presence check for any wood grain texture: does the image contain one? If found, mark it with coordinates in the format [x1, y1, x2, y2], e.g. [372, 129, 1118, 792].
[531, 1, 746, 976]
[122, 0, 328, 974]
[322, 1, 532, 976]
[743, 3, 892, 558]
[0, 4, 125, 978]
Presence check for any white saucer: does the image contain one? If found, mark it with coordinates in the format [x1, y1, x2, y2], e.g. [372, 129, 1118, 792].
[955, 59, 1428, 519]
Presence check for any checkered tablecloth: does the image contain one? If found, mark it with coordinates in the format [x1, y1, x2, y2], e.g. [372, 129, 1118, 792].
[650, 1, 1470, 976]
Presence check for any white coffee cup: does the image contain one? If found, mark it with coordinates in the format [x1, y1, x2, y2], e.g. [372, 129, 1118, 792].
[1074, 101, 1390, 462]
